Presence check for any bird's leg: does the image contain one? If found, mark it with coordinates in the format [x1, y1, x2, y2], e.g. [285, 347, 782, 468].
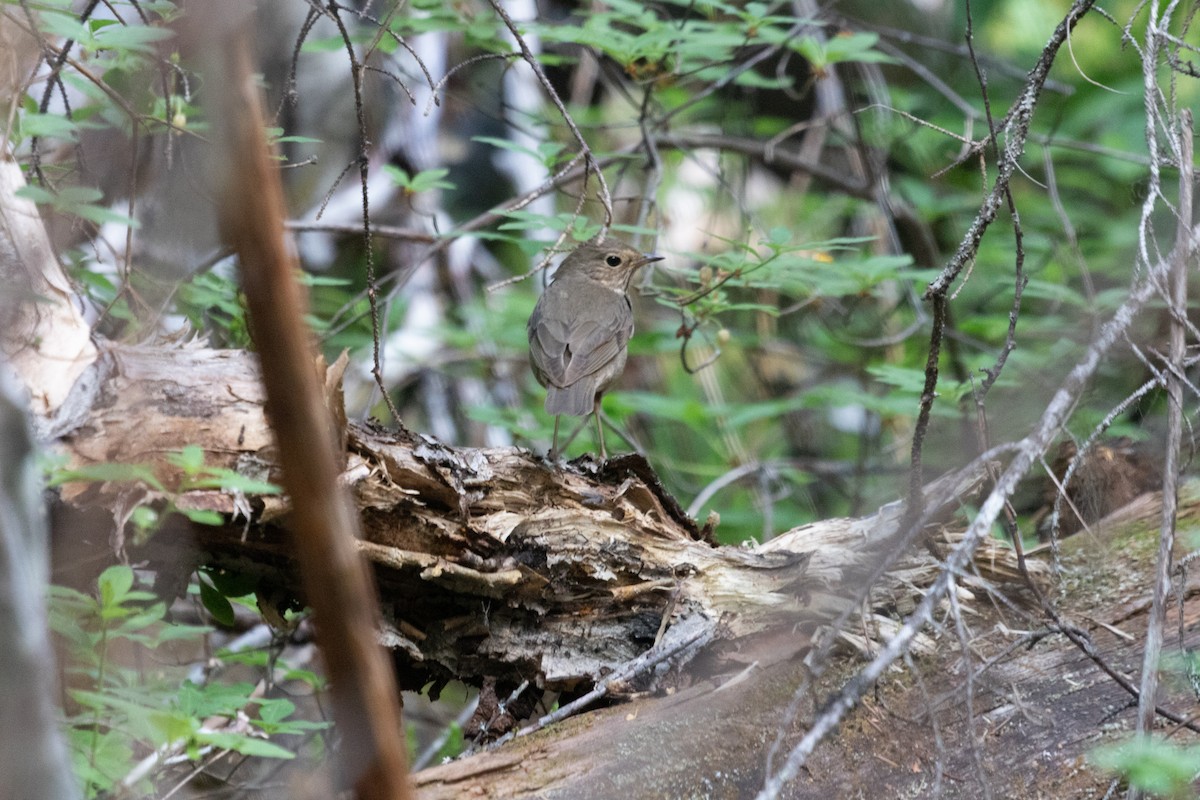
[553, 417, 589, 456]
[593, 395, 607, 460]
[550, 414, 561, 461]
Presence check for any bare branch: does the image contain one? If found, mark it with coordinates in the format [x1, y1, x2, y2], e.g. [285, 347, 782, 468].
[1133, 107, 1193, 761]
[486, 0, 614, 228]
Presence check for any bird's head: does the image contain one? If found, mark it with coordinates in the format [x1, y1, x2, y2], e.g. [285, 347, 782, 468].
[554, 235, 664, 290]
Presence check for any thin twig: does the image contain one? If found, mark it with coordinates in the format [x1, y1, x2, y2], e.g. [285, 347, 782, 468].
[924, 0, 1099, 299]
[486, 0, 613, 228]
[323, 2, 402, 424]
[487, 620, 711, 749]
[285, 220, 438, 242]
[1133, 107, 1192, 750]
[947, 585, 994, 800]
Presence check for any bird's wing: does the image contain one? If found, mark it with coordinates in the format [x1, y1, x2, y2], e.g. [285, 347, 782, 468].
[528, 312, 570, 384]
[558, 309, 631, 385]
[528, 287, 632, 388]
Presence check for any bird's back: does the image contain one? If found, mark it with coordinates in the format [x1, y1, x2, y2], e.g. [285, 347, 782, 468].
[528, 277, 633, 416]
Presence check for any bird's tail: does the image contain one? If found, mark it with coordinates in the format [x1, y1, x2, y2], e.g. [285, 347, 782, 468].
[545, 382, 595, 416]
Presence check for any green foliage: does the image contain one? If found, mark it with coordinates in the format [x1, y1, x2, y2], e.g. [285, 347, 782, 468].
[1092, 736, 1200, 799]
[38, 11, 175, 58]
[657, 230, 914, 330]
[196, 572, 237, 627]
[174, 269, 252, 348]
[384, 165, 457, 195]
[50, 565, 322, 798]
[432, 721, 466, 763]
[44, 447, 279, 542]
[472, 136, 567, 170]
[45, 457, 165, 493]
[40, 445, 280, 500]
[16, 183, 138, 228]
[169, 444, 282, 496]
[12, 95, 91, 145]
[533, 0, 892, 88]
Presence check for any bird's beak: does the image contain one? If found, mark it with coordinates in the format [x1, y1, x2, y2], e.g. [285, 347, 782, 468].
[637, 253, 665, 268]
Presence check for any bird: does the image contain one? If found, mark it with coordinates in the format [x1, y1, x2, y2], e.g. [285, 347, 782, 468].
[527, 235, 663, 459]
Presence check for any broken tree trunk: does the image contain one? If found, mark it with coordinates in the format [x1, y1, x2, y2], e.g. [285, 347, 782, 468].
[50, 338, 1005, 696]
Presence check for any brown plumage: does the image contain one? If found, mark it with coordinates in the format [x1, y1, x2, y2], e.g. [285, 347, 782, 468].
[527, 236, 663, 458]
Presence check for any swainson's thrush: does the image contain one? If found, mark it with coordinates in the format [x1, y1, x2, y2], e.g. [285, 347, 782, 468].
[527, 236, 663, 459]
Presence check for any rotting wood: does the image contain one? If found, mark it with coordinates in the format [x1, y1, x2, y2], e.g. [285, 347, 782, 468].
[42, 338, 1046, 701]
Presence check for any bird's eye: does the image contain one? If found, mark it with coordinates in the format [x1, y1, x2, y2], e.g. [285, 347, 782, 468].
[606, 254, 623, 267]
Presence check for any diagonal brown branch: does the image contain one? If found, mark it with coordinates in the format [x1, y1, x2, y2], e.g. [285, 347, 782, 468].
[188, 6, 412, 799]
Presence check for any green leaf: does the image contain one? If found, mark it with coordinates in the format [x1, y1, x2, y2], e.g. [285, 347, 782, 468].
[205, 568, 259, 598]
[822, 32, 891, 64]
[867, 364, 927, 393]
[17, 111, 81, 142]
[279, 666, 327, 691]
[184, 470, 282, 495]
[179, 508, 225, 526]
[67, 728, 134, 795]
[171, 445, 207, 476]
[38, 13, 91, 45]
[495, 210, 603, 241]
[110, 601, 166, 633]
[199, 576, 236, 627]
[44, 460, 164, 491]
[198, 731, 296, 759]
[71, 203, 139, 228]
[729, 70, 792, 89]
[91, 23, 175, 53]
[299, 273, 353, 287]
[257, 698, 296, 726]
[129, 505, 160, 534]
[300, 35, 346, 53]
[145, 707, 199, 747]
[15, 184, 56, 204]
[176, 680, 257, 719]
[1092, 736, 1200, 797]
[151, 621, 212, 644]
[16, 183, 138, 228]
[472, 135, 566, 167]
[791, 31, 895, 68]
[97, 565, 135, 609]
[48, 185, 102, 205]
[382, 165, 455, 193]
[766, 227, 792, 246]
